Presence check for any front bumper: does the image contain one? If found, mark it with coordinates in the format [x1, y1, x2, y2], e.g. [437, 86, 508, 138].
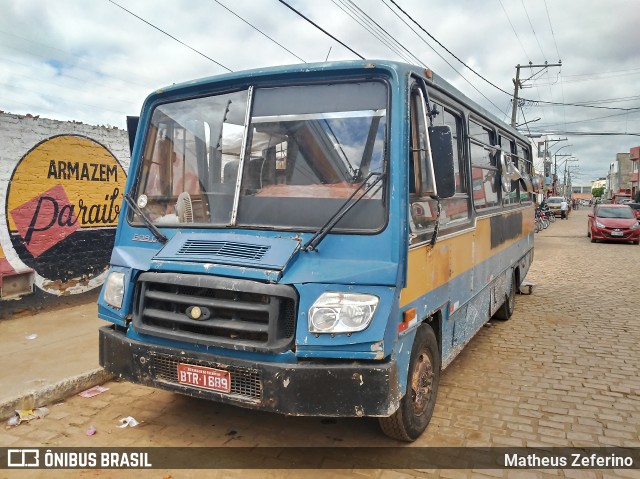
[549, 209, 568, 217]
[591, 227, 640, 242]
[99, 325, 399, 417]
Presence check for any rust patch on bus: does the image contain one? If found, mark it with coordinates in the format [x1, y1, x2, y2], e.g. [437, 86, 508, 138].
[428, 245, 451, 287]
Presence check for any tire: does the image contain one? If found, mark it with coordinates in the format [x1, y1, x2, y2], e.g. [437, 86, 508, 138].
[548, 214, 555, 223]
[379, 325, 440, 442]
[590, 229, 596, 243]
[587, 228, 590, 238]
[541, 218, 549, 229]
[493, 269, 516, 321]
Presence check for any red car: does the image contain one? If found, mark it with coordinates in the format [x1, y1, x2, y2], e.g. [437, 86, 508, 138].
[588, 204, 640, 244]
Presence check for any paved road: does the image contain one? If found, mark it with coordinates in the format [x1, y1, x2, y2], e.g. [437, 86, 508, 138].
[3, 208, 639, 478]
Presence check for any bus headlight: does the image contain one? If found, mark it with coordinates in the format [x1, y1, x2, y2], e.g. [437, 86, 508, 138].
[309, 292, 379, 333]
[103, 271, 125, 309]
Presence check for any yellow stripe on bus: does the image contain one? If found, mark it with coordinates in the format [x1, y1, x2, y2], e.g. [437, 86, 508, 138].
[400, 208, 534, 307]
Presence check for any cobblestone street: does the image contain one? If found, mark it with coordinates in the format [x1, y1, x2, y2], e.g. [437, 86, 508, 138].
[2, 208, 639, 479]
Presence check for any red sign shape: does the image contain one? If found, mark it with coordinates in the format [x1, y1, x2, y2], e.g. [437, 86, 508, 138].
[10, 184, 80, 258]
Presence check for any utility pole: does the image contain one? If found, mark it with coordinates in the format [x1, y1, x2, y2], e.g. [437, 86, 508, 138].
[567, 165, 580, 198]
[511, 66, 522, 128]
[511, 61, 562, 127]
[561, 158, 578, 197]
[554, 153, 573, 195]
[543, 139, 568, 195]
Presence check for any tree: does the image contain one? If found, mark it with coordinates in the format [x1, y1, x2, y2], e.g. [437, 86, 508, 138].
[592, 186, 605, 198]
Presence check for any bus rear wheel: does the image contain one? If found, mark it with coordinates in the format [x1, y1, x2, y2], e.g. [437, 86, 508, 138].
[493, 270, 516, 320]
[378, 325, 440, 441]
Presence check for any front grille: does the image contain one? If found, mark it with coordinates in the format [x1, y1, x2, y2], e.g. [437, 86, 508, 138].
[603, 230, 631, 238]
[177, 240, 270, 261]
[152, 353, 262, 400]
[133, 272, 298, 353]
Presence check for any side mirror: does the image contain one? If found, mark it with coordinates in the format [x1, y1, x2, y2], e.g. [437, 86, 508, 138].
[520, 173, 534, 193]
[499, 151, 522, 193]
[126, 116, 140, 155]
[428, 125, 456, 199]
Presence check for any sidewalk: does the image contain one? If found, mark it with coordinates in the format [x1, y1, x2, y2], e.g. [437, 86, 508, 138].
[0, 302, 113, 420]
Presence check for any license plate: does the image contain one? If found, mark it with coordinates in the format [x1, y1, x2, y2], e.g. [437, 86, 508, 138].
[177, 363, 231, 393]
[611, 231, 624, 236]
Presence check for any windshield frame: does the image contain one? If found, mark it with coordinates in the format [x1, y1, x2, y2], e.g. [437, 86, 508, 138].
[128, 75, 392, 235]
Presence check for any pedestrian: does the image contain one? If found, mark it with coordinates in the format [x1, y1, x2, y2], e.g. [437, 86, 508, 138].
[560, 198, 568, 219]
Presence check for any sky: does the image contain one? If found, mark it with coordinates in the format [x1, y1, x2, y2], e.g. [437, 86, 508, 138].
[1, 0, 639, 186]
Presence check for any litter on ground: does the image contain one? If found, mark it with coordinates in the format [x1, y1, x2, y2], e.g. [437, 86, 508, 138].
[118, 416, 139, 428]
[78, 385, 109, 398]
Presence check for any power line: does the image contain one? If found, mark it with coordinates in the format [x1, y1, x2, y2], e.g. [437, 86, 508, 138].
[531, 94, 640, 107]
[331, 0, 420, 65]
[519, 104, 533, 136]
[276, 0, 364, 59]
[343, 0, 423, 65]
[380, 0, 504, 113]
[378, 0, 448, 64]
[331, 0, 406, 61]
[529, 130, 640, 137]
[574, 95, 640, 106]
[386, 0, 516, 97]
[543, 0, 561, 61]
[523, 97, 640, 111]
[534, 108, 640, 128]
[387, 1, 640, 114]
[212, 0, 306, 63]
[520, 0, 546, 60]
[542, 0, 567, 141]
[107, 0, 233, 72]
[531, 70, 640, 85]
[498, 0, 530, 62]
[562, 67, 640, 78]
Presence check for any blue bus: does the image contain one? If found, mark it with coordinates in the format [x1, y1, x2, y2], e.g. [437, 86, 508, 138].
[99, 60, 538, 441]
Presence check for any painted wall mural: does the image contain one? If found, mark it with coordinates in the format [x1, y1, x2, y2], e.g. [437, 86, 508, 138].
[6, 135, 126, 295]
[0, 113, 130, 306]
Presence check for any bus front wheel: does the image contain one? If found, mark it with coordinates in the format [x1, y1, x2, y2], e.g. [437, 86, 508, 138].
[378, 324, 440, 441]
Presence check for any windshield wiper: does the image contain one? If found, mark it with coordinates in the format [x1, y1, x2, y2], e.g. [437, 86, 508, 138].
[123, 193, 168, 244]
[303, 170, 385, 252]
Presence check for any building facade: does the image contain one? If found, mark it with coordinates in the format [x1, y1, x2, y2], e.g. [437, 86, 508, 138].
[630, 146, 639, 200]
[606, 153, 632, 200]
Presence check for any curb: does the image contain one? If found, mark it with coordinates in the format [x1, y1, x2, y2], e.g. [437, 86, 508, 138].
[1, 368, 115, 421]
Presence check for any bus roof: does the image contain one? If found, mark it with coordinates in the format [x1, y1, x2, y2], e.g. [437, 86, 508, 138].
[146, 60, 526, 141]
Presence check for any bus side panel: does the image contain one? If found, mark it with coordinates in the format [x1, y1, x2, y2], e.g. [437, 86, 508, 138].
[398, 207, 534, 373]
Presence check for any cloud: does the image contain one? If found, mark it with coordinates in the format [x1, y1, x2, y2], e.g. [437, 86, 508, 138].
[0, 0, 638, 185]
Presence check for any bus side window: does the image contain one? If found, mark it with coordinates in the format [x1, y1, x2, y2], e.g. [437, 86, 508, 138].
[517, 143, 533, 202]
[502, 137, 520, 206]
[431, 102, 470, 227]
[470, 120, 499, 210]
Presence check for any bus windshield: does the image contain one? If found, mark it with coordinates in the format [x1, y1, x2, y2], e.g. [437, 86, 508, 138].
[133, 81, 387, 232]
